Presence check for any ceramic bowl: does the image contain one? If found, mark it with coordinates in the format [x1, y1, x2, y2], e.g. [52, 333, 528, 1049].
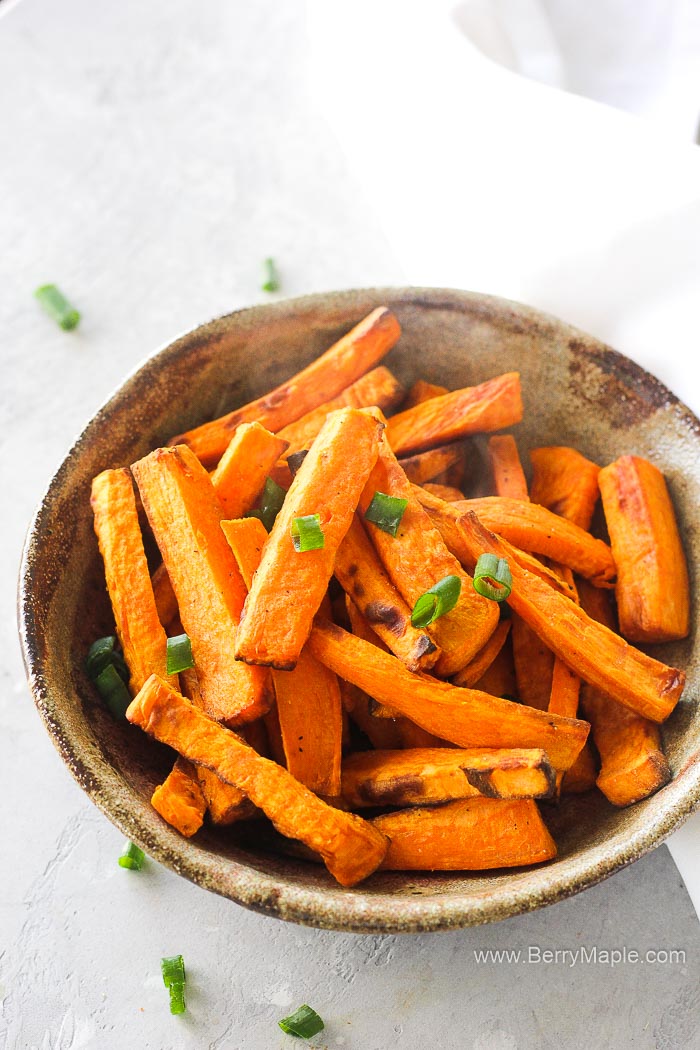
[19, 287, 700, 933]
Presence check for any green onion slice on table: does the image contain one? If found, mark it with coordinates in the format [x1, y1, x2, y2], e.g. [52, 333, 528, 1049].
[278, 1004, 325, 1038]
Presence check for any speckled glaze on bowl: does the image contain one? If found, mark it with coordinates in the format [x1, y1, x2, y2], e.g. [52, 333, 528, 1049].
[19, 288, 700, 933]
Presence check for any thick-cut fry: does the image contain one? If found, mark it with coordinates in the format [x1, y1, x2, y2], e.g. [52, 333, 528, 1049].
[529, 446, 600, 530]
[385, 372, 523, 456]
[179, 667, 257, 824]
[342, 747, 555, 807]
[398, 444, 466, 486]
[151, 759, 207, 838]
[452, 497, 616, 586]
[452, 622, 511, 688]
[127, 675, 388, 886]
[334, 515, 440, 673]
[91, 468, 177, 694]
[210, 422, 289, 518]
[487, 435, 529, 500]
[359, 430, 499, 676]
[562, 744, 598, 794]
[234, 408, 382, 669]
[308, 619, 590, 770]
[276, 366, 405, 458]
[131, 444, 269, 725]
[402, 379, 449, 409]
[450, 510, 685, 723]
[578, 579, 671, 806]
[422, 483, 464, 502]
[373, 798, 557, 870]
[599, 455, 690, 643]
[223, 514, 343, 795]
[172, 306, 401, 466]
[511, 614, 554, 710]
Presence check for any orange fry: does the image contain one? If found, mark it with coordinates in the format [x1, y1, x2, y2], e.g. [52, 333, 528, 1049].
[211, 422, 289, 518]
[487, 435, 529, 500]
[529, 446, 600, 530]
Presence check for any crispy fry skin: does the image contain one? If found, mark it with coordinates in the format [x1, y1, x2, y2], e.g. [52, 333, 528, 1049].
[529, 446, 600, 530]
[234, 408, 382, 669]
[385, 372, 523, 456]
[342, 747, 555, 807]
[401, 379, 449, 409]
[223, 515, 343, 796]
[91, 468, 177, 694]
[452, 497, 616, 586]
[599, 455, 690, 643]
[334, 515, 440, 673]
[179, 667, 257, 824]
[172, 307, 401, 466]
[373, 798, 557, 871]
[308, 619, 589, 770]
[131, 444, 269, 725]
[151, 758, 207, 838]
[359, 430, 499, 676]
[487, 435, 529, 500]
[398, 444, 466, 486]
[127, 675, 388, 886]
[452, 622, 511, 688]
[276, 366, 405, 458]
[577, 579, 671, 806]
[452, 510, 685, 723]
[210, 422, 289, 519]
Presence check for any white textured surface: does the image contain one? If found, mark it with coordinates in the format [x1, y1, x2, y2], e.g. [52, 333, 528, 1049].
[3, 1, 700, 1047]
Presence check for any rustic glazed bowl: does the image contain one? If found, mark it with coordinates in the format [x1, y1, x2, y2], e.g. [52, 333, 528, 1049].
[19, 288, 700, 933]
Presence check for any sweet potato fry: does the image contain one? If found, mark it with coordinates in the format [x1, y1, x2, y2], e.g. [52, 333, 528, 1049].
[340, 679, 404, 749]
[561, 744, 598, 794]
[599, 455, 690, 643]
[487, 435, 529, 500]
[127, 675, 388, 886]
[151, 758, 207, 838]
[451, 510, 685, 723]
[223, 514, 343, 795]
[91, 468, 177, 694]
[373, 798, 557, 870]
[172, 306, 401, 466]
[422, 483, 464, 501]
[511, 614, 554, 710]
[385, 372, 523, 456]
[472, 638, 518, 698]
[179, 667, 257, 824]
[308, 620, 590, 770]
[398, 443, 466, 486]
[401, 379, 449, 409]
[151, 563, 179, 630]
[234, 408, 382, 669]
[452, 622, 511, 688]
[342, 747, 555, 807]
[452, 497, 616, 586]
[359, 430, 499, 676]
[276, 366, 405, 458]
[577, 578, 671, 806]
[131, 444, 269, 725]
[334, 515, 440, 673]
[529, 446, 600, 530]
[210, 422, 289, 518]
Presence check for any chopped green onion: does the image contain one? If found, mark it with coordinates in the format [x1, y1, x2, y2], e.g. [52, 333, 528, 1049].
[166, 633, 194, 675]
[261, 257, 280, 292]
[364, 491, 408, 537]
[278, 1004, 325, 1038]
[410, 574, 462, 628]
[291, 514, 325, 552]
[286, 450, 309, 477]
[118, 841, 145, 870]
[94, 663, 132, 718]
[161, 955, 185, 987]
[472, 553, 513, 602]
[86, 636, 129, 682]
[168, 982, 186, 1015]
[34, 283, 81, 330]
[246, 476, 286, 532]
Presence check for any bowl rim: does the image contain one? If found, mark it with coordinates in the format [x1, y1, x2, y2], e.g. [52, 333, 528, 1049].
[18, 285, 700, 933]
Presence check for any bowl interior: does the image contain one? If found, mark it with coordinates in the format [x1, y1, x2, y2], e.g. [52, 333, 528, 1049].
[20, 287, 700, 932]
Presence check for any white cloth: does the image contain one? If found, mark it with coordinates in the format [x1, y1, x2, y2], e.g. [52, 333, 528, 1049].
[308, 0, 700, 910]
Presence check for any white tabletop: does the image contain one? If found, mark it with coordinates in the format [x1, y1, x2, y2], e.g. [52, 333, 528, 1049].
[3, 2, 699, 1047]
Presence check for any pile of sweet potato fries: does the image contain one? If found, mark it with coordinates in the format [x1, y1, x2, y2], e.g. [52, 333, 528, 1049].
[90, 307, 689, 887]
